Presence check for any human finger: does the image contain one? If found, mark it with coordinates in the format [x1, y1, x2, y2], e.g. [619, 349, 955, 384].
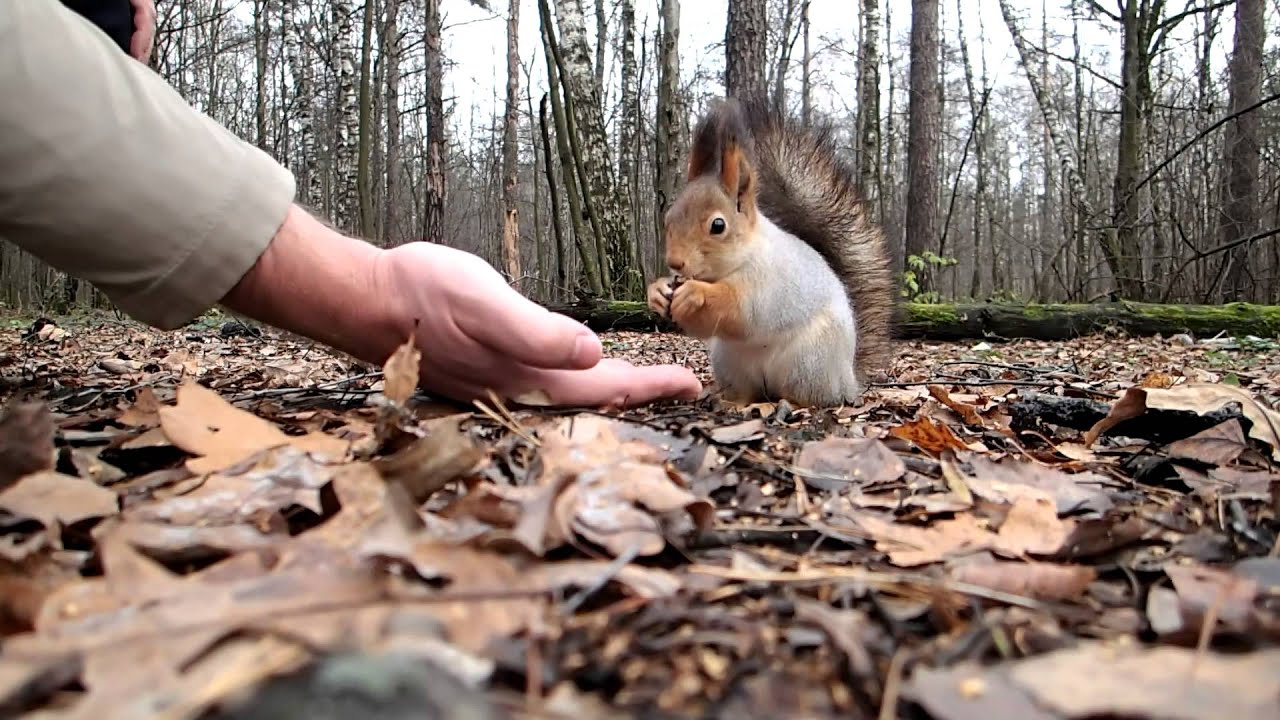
[505, 358, 702, 408]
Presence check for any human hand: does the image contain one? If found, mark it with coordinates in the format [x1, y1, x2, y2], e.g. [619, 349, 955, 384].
[374, 242, 703, 408]
[128, 0, 156, 63]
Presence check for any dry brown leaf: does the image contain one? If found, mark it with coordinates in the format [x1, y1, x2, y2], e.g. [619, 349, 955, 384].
[372, 414, 484, 503]
[0, 471, 118, 534]
[1006, 641, 1280, 720]
[1166, 419, 1250, 466]
[888, 416, 972, 455]
[1164, 561, 1264, 636]
[158, 381, 348, 474]
[542, 415, 713, 557]
[0, 400, 56, 491]
[992, 495, 1075, 557]
[1084, 385, 1149, 445]
[793, 436, 906, 492]
[124, 446, 335, 527]
[961, 454, 1114, 515]
[950, 557, 1096, 600]
[116, 387, 162, 428]
[928, 384, 987, 427]
[381, 336, 421, 406]
[847, 511, 992, 567]
[706, 418, 767, 444]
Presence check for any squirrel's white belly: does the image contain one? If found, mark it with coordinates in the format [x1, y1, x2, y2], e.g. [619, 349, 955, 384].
[708, 298, 861, 407]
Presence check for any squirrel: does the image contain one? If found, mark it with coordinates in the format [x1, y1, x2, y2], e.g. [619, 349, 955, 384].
[646, 96, 895, 408]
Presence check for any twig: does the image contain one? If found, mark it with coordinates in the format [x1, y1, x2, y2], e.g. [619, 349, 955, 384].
[872, 379, 1057, 389]
[878, 646, 911, 720]
[560, 543, 641, 615]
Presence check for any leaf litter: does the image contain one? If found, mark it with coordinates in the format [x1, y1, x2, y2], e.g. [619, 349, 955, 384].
[1, 317, 1279, 718]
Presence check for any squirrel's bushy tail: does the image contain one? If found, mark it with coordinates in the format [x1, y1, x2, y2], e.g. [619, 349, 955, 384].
[727, 96, 896, 376]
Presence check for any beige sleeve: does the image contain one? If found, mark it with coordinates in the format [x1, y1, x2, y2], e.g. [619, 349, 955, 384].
[0, 0, 296, 329]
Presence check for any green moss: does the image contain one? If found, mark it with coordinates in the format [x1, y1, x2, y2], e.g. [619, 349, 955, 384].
[904, 303, 961, 324]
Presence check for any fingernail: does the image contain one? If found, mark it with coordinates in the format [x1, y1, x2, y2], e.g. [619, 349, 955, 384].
[572, 332, 601, 367]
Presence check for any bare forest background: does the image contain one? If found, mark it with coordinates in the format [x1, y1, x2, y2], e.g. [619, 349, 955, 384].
[3, 0, 1279, 316]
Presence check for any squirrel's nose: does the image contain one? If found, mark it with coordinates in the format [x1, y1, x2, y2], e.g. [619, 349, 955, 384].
[668, 259, 685, 273]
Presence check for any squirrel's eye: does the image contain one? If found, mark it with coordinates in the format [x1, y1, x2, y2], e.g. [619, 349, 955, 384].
[709, 218, 726, 235]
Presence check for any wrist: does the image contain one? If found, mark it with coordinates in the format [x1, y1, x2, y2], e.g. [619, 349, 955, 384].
[220, 205, 406, 367]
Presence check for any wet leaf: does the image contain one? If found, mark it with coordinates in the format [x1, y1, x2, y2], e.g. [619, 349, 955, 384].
[889, 416, 972, 455]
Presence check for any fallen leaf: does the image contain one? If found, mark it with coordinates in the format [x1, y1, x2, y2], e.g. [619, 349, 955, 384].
[158, 381, 349, 474]
[705, 418, 767, 445]
[961, 454, 1114, 515]
[950, 557, 1096, 601]
[792, 436, 906, 491]
[1007, 641, 1280, 720]
[125, 446, 335, 527]
[381, 337, 421, 406]
[373, 415, 485, 503]
[992, 495, 1074, 557]
[904, 661, 1059, 720]
[0, 400, 56, 491]
[1166, 419, 1250, 466]
[0, 471, 118, 534]
[928, 385, 987, 427]
[889, 416, 972, 455]
[845, 511, 992, 567]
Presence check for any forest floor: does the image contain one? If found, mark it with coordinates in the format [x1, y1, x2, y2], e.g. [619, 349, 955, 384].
[2, 309, 1280, 719]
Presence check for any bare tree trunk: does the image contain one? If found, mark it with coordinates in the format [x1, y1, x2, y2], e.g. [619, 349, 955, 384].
[501, 0, 523, 286]
[905, 0, 940, 289]
[333, 0, 359, 231]
[594, 0, 606, 92]
[655, 0, 685, 277]
[356, 0, 377, 239]
[725, 0, 766, 98]
[288, 9, 322, 209]
[1216, 0, 1265, 301]
[383, 0, 402, 243]
[539, 0, 604, 295]
[253, 0, 269, 151]
[539, 95, 570, 294]
[857, 0, 880, 207]
[800, 1, 811, 125]
[424, 0, 446, 243]
[618, 0, 638, 268]
[552, 0, 637, 297]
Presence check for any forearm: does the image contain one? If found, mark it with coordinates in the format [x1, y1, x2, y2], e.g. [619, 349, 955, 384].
[219, 205, 407, 368]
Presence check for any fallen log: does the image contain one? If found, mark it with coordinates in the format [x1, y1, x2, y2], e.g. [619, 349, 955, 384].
[544, 300, 1280, 341]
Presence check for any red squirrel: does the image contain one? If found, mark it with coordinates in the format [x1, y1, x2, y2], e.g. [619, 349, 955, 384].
[647, 96, 894, 408]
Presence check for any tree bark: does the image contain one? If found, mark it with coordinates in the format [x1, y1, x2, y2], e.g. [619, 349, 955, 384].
[333, 0, 359, 232]
[253, 0, 269, 152]
[539, 95, 569, 294]
[423, 0, 447, 244]
[856, 0, 880, 205]
[655, 0, 685, 277]
[356, 0, 377, 239]
[725, 0, 766, 98]
[1216, 0, 1265, 301]
[501, 0, 523, 286]
[552, 0, 637, 298]
[539, 0, 604, 295]
[905, 0, 940, 290]
[383, 0, 403, 244]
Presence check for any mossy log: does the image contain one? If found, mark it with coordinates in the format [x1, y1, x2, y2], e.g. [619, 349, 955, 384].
[543, 299, 1280, 340]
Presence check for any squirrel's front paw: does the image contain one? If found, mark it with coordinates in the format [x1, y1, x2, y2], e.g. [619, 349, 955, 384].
[647, 277, 675, 317]
[670, 279, 710, 335]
